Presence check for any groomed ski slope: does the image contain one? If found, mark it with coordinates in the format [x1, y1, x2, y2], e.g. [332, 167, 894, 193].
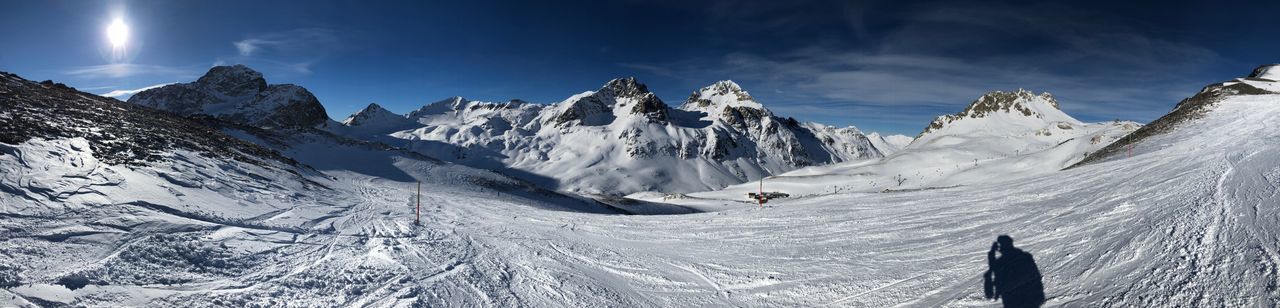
[3, 91, 1279, 306]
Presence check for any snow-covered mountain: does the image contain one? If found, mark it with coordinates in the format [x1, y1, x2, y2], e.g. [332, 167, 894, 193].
[866, 132, 913, 155]
[916, 89, 1078, 140]
[660, 88, 1140, 204]
[129, 65, 329, 129]
[337, 102, 420, 137]
[340, 78, 883, 195]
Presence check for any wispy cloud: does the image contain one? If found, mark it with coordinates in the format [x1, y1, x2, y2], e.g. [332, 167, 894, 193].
[228, 28, 338, 74]
[100, 83, 174, 99]
[233, 40, 261, 56]
[63, 63, 199, 79]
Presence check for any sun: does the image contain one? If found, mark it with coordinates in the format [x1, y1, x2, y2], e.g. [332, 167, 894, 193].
[106, 18, 129, 48]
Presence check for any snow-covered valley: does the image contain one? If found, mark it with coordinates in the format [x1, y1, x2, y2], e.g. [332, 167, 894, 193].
[2, 63, 1279, 307]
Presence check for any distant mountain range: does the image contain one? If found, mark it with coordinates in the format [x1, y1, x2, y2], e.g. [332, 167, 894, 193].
[128, 65, 891, 195]
[334, 78, 884, 195]
[117, 64, 1177, 196]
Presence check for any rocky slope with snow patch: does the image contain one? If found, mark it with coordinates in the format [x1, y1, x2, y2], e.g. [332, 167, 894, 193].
[1074, 63, 1280, 167]
[0, 72, 292, 167]
[0, 69, 668, 306]
[1250, 63, 1280, 81]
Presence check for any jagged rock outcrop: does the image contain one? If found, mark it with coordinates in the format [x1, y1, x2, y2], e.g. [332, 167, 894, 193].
[129, 65, 329, 129]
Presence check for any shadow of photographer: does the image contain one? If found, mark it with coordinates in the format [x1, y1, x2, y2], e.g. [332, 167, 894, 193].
[984, 235, 1045, 308]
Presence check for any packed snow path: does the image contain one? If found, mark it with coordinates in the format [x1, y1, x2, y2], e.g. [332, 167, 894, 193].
[3, 94, 1279, 307]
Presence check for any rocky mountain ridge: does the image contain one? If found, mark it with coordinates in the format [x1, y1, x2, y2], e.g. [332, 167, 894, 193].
[129, 65, 329, 129]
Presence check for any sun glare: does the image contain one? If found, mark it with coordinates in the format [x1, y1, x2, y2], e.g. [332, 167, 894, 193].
[107, 18, 129, 48]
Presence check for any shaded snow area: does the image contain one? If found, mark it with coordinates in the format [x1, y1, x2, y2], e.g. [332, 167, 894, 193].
[3, 68, 1280, 307]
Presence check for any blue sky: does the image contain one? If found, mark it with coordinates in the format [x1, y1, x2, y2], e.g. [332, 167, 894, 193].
[2, 0, 1277, 135]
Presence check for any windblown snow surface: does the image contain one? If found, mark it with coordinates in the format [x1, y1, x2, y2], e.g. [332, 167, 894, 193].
[3, 72, 1280, 307]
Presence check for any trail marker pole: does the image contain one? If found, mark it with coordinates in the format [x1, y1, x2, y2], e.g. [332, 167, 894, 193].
[416, 181, 421, 225]
[1127, 143, 1133, 158]
[758, 177, 763, 209]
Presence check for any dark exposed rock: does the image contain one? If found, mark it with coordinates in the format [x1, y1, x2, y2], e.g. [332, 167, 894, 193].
[599, 77, 649, 98]
[628, 95, 668, 122]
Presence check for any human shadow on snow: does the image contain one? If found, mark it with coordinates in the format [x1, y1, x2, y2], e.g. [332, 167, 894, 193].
[984, 235, 1045, 308]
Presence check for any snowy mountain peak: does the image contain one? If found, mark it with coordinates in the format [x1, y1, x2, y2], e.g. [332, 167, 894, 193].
[920, 89, 1079, 137]
[708, 80, 747, 95]
[1249, 64, 1280, 81]
[601, 77, 669, 118]
[550, 77, 668, 126]
[194, 64, 268, 97]
[342, 103, 400, 126]
[407, 96, 471, 119]
[680, 80, 767, 120]
[966, 89, 1060, 114]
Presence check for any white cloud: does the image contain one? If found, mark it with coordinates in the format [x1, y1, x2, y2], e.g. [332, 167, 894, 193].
[233, 40, 262, 56]
[100, 83, 175, 98]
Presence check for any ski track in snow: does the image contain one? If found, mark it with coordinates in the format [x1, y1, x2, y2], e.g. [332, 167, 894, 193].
[2, 92, 1280, 307]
